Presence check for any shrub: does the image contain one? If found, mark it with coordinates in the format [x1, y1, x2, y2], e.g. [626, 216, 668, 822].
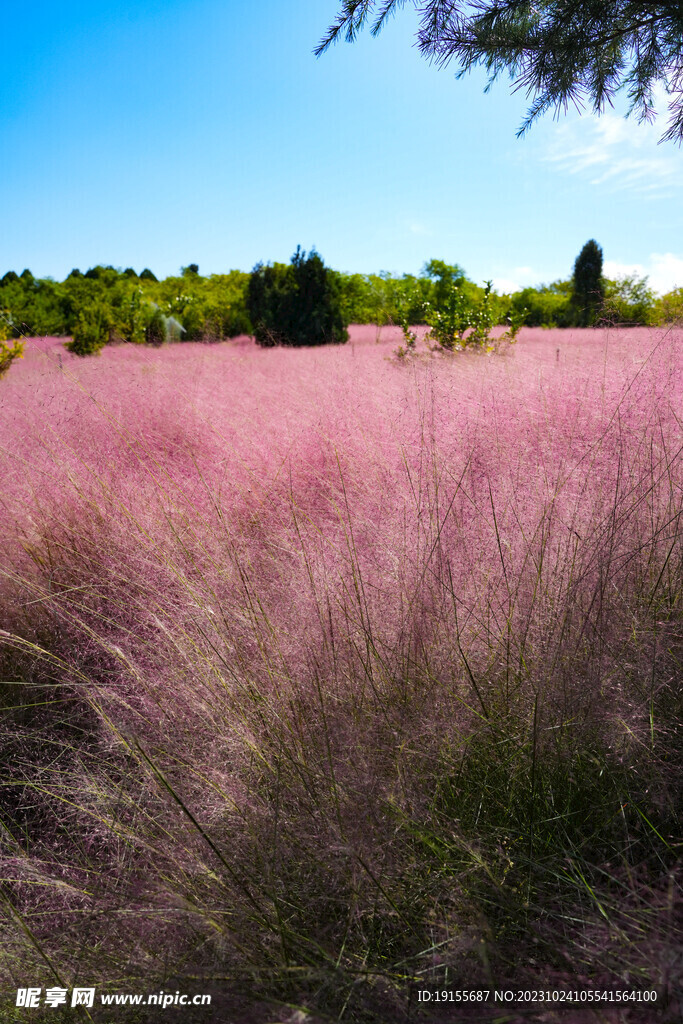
[655, 285, 683, 323]
[112, 285, 148, 345]
[0, 338, 24, 379]
[66, 299, 112, 355]
[422, 281, 472, 350]
[160, 294, 202, 340]
[423, 257, 467, 308]
[222, 306, 252, 337]
[398, 280, 524, 356]
[602, 274, 657, 325]
[247, 247, 348, 347]
[0, 309, 13, 343]
[337, 271, 432, 329]
[510, 281, 573, 327]
[145, 307, 166, 346]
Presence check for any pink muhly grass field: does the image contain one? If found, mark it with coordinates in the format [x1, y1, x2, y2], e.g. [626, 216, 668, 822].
[0, 325, 681, 1021]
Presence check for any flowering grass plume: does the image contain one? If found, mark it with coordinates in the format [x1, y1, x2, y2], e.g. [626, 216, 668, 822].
[0, 325, 681, 1021]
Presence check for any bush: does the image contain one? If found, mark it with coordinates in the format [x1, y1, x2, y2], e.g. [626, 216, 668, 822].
[421, 281, 473, 350]
[655, 285, 683, 323]
[510, 282, 573, 327]
[66, 300, 112, 355]
[113, 286, 148, 345]
[0, 338, 24, 379]
[398, 279, 523, 356]
[247, 247, 348, 347]
[602, 274, 657, 325]
[222, 306, 252, 337]
[145, 307, 167, 346]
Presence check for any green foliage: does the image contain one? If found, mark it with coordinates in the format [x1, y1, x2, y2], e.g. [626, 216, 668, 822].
[0, 309, 24, 379]
[64, 270, 150, 352]
[422, 279, 473, 350]
[0, 254, 668, 358]
[654, 286, 683, 324]
[424, 258, 466, 308]
[0, 273, 68, 338]
[67, 299, 112, 355]
[145, 307, 167, 346]
[337, 270, 432, 328]
[510, 280, 573, 328]
[247, 247, 348, 347]
[397, 277, 522, 357]
[571, 239, 604, 326]
[467, 280, 500, 346]
[318, 1, 683, 143]
[0, 310, 12, 342]
[510, 268, 664, 329]
[0, 337, 24, 379]
[424, 262, 511, 331]
[336, 262, 511, 338]
[143, 269, 251, 342]
[603, 274, 657, 325]
[393, 289, 421, 354]
[0, 264, 251, 349]
[113, 286, 149, 344]
[162, 290, 204, 340]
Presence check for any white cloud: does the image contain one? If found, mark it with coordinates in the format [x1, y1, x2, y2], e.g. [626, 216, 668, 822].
[649, 253, 683, 293]
[603, 259, 648, 279]
[542, 87, 683, 198]
[406, 220, 431, 236]
[491, 266, 545, 294]
[605, 253, 683, 294]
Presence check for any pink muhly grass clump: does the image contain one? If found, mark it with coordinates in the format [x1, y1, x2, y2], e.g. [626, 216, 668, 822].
[0, 326, 681, 1020]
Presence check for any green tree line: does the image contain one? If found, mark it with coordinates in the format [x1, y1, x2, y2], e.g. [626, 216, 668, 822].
[0, 264, 252, 356]
[510, 274, 682, 328]
[1, 244, 681, 359]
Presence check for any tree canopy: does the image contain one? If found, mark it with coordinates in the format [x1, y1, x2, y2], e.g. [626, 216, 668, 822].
[247, 247, 349, 347]
[316, 0, 683, 143]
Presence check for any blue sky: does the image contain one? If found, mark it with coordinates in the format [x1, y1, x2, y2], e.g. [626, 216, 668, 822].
[2, 0, 682, 293]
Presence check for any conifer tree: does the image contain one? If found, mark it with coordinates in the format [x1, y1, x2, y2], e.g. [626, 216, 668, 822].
[571, 239, 604, 326]
[317, 1, 683, 143]
[247, 248, 348, 347]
